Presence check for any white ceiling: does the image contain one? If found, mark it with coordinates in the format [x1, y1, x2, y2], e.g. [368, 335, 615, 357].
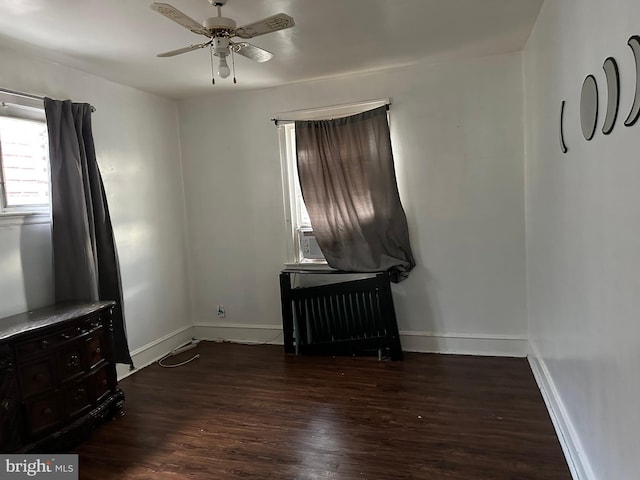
[0, 0, 543, 100]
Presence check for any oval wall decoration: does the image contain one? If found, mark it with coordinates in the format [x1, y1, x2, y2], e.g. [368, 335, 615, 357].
[624, 35, 640, 127]
[602, 57, 620, 135]
[560, 100, 568, 153]
[580, 75, 598, 140]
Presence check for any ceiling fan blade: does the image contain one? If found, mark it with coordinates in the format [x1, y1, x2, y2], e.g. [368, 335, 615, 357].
[157, 41, 211, 58]
[150, 3, 210, 36]
[232, 42, 273, 63]
[234, 13, 295, 39]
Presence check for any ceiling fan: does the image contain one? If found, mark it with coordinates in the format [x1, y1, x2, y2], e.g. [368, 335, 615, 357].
[150, 1, 294, 84]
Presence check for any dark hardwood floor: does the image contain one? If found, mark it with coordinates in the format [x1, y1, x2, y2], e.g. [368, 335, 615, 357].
[74, 342, 571, 480]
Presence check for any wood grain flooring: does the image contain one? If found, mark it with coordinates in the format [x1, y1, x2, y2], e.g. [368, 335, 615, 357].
[74, 342, 571, 480]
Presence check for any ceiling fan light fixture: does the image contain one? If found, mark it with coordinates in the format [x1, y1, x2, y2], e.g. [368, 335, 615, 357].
[217, 53, 231, 78]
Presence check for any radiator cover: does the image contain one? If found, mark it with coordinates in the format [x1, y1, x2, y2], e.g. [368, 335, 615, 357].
[279, 271, 403, 360]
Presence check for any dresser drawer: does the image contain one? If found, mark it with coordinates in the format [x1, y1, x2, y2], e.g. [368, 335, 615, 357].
[17, 336, 60, 360]
[16, 316, 104, 363]
[59, 344, 84, 382]
[0, 368, 21, 451]
[25, 395, 63, 437]
[65, 381, 91, 418]
[91, 365, 113, 403]
[0, 344, 12, 369]
[19, 359, 56, 399]
[86, 334, 106, 369]
[16, 326, 77, 361]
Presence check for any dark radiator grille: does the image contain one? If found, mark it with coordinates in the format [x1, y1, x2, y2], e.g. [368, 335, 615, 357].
[280, 271, 403, 360]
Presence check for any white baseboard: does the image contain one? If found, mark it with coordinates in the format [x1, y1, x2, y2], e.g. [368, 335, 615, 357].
[193, 323, 284, 345]
[192, 323, 527, 357]
[528, 341, 596, 480]
[116, 325, 195, 380]
[399, 330, 528, 357]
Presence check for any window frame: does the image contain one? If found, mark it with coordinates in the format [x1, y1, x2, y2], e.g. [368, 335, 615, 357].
[0, 92, 51, 226]
[278, 123, 326, 267]
[276, 98, 390, 267]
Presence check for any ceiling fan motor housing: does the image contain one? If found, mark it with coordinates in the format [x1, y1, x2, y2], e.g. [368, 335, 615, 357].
[203, 16, 236, 32]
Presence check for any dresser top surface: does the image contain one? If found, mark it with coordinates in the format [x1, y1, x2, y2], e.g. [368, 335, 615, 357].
[0, 301, 115, 341]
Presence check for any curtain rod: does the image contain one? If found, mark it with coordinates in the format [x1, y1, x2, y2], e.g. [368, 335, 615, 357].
[0, 87, 96, 113]
[271, 101, 390, 126]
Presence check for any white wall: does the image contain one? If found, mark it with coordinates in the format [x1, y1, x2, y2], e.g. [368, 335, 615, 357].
[0, 219, 52, 318]
[0, 44, 192, 358]
[524, 0, 640, 478]
[179, 52, 528, 355]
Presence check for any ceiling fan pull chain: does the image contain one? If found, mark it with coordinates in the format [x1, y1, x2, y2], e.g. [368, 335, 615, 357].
[232, 48, 237, 84]
[209, 45, 216, 85]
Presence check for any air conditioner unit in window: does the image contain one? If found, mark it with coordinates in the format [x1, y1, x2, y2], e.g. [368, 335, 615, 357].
[299, 229, 324, 260]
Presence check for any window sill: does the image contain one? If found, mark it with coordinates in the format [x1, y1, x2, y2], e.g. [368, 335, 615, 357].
[284, 262, 333, 271]
[0, 211, 51, 226]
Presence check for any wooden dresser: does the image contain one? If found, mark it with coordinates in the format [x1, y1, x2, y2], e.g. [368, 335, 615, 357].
[0, 301, 125, 452]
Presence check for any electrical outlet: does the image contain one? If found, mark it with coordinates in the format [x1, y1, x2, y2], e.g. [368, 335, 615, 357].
[216, 304, 225, 318]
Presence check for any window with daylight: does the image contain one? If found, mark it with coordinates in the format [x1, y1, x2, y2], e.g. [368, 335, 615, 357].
[276, 99, 389, 266]
[0, 95, 50, 221]
[279, 122, 325, 265]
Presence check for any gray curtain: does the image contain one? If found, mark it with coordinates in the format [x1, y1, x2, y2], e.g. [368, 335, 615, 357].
[44, 98, 133, 366]
[295, 105, 415, 282]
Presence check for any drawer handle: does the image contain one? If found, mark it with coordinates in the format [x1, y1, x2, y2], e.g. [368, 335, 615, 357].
[73, 389, 86, 404]
[101, 379, 108, 386]
[40, 340, 50, 349]
[60, 333, 72, 340]
[94, 347, 101, 355]
[67, 355, 79, 369]
[43, 407, 53, 416]
[1, 399, 11, 411]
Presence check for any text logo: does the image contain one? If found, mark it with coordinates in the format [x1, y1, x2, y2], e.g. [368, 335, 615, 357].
[1, 455, 78, 480]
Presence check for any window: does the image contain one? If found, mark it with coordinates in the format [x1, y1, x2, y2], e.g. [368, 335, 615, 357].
[276, 98, 389, 266]
[0, 94, 50, 223]
[279, 123, 325, 265]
